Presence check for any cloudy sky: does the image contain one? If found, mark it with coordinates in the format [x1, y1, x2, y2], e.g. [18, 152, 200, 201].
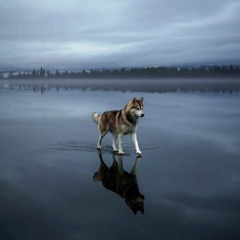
[1, 0, 240, 71]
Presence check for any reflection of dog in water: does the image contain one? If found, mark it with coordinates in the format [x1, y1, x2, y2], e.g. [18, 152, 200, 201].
[93, 152, 145, 215]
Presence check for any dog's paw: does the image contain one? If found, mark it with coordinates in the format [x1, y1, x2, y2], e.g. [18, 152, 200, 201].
[118, 150, 125, 155]
[97, 145, 101, 149]
[136, 150, 142, 155]
[113, 148, 118, 152]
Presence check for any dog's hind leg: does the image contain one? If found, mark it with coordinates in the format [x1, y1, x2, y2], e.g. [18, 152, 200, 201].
[97, 123, 109, 149]
[97, 132, 107, 149]
[97, 135, 103, 149]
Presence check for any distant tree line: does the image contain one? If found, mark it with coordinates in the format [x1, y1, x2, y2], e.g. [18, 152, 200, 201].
[4, 65, 240, 79]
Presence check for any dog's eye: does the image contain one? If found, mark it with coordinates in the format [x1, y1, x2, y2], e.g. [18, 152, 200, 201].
[136, 107, 140, 110]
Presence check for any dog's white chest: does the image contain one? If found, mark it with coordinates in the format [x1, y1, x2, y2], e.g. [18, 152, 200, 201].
[121, 124, 134, 135]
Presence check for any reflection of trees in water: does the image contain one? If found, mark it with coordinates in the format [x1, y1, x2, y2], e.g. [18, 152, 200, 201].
[2, 79, 239, 94]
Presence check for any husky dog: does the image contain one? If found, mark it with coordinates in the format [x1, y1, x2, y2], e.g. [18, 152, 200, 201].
[92, 97, 144, 155]
[93, 153, 145, 215]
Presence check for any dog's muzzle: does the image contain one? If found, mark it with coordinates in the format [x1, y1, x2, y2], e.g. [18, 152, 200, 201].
[140, 113, 145, 117]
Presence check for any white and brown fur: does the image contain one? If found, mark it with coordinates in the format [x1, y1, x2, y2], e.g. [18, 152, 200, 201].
[92, 97, 144, 155]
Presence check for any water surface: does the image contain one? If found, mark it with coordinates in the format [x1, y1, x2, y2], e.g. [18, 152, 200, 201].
[0, 81, 240, 240]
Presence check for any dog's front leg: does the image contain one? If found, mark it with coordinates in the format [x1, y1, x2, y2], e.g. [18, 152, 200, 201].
[131, 132, 142, 155]
[131, 156, 141, 176]
[118, 133, 124, 155]
[118, 155, 124, 174]
[112, 132, 118, 152]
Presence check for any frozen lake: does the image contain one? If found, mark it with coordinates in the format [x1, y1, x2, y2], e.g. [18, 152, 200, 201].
[0, 79, 240, 240]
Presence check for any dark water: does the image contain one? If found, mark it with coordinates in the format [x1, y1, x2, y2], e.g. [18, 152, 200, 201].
[0, 80, 240, 240]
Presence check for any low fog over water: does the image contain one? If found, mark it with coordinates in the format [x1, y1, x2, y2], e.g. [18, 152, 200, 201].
[0, 79, 239, 240]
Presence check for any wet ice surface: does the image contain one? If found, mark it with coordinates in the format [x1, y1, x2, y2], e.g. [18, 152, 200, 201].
[0, 85, 240, 240]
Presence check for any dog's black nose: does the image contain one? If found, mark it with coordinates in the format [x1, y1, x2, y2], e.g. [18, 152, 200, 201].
[141, 113, 145, 117]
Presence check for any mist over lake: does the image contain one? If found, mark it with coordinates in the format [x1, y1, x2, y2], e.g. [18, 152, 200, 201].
[0, 79, 239, 240]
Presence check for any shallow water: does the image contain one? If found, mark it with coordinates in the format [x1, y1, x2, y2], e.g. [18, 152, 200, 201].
[0, 83, 240, 240]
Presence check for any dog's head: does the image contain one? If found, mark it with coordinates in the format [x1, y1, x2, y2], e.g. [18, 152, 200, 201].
[125, 194, 145, 215]
[125, 97, 144, 118]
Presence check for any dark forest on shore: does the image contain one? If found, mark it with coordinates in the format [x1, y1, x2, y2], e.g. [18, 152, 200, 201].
[3, 65, 240, 79]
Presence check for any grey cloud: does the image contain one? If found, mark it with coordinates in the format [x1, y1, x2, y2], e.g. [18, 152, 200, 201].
[0, 0, 240, 70]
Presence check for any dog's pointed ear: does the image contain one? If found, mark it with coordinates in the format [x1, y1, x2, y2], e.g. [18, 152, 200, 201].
[132, 97, 137, 103]
[140, 97, 144, 102]
[140, 206, 144, 214]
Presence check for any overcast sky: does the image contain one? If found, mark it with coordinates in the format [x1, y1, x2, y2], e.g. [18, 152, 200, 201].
[1, 0, 240, 71]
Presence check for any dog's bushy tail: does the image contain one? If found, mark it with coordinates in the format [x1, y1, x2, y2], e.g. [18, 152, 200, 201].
[92, 112, 101, 124]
